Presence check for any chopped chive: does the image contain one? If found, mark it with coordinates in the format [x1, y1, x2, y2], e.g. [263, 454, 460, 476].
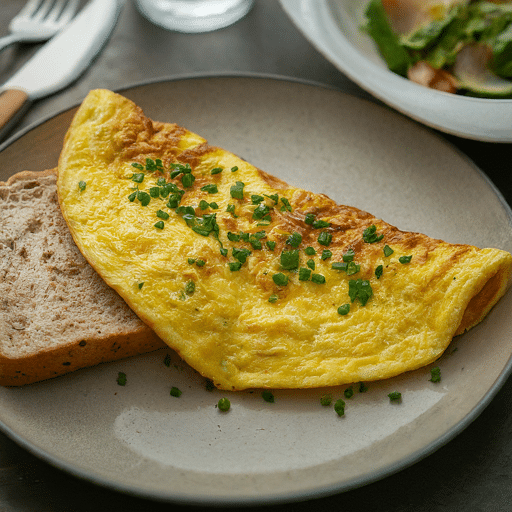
[334, 398, 345, 417]
[429, 366, 441, 383]
[181, 173, 195, 188]
[170, 387, 182, 398]
[230, 181, 245, 200]
[231, 166, 239, 172]
[337, 303, 350, 315]
[383, 245, 394, 257]
[313, 220, 330, 229]
[286, 232, 302, 247]
[131, 173, 145, 183]
[343, 249, 355, 262]
[156, 209, 170, 220]
[217, 398, 231, 412]
[280, 250, 299, 270]
[272, 273, 288, 286]
[226, 204, 238, 217]
[262, 390, 275, 403]
[185, 280, 195, 295]
[304, 213, 315, 225]
[280, 197, 292, 212]
[201, 184, 218, 194]
[137, 191, 151, 206]
[321, 249, 332, 260]
[388, 392, 402, 402]
[320, 393, 333, 406]
[298, 267, 312, 281]
[346, 261, 360, 276]
[363, 224, 384, 243]
[311, 273, 326, 284]
[317, 231, 332, 246]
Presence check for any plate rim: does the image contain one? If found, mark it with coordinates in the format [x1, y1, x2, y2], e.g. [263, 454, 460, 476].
[1, 73, 512, 506]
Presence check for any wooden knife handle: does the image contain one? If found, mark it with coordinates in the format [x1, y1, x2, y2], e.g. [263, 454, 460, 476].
[0, 89, 30, 141]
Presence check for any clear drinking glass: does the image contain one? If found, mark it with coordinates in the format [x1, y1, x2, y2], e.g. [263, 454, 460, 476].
[135, 0, 254, 33]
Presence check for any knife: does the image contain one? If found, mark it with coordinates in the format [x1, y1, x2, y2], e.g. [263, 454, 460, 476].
[0, 0, 121, 142]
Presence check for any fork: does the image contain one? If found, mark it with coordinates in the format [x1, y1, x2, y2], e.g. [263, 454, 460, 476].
[0, 0, 80, 53]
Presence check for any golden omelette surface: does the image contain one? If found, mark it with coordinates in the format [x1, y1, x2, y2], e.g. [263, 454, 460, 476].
[57, 89, 512, 390]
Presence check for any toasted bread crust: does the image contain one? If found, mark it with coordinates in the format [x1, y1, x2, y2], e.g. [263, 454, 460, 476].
[0, 170, 165, 386]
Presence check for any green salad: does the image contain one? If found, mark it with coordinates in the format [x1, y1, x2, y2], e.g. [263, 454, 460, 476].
[363, 0, 512, 97]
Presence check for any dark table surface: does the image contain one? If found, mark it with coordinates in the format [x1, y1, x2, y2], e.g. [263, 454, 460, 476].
[1, 1, 512, 511]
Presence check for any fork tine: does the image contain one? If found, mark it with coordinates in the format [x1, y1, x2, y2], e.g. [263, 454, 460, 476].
[16, 0, 44, 18]
[55, 0, 80, 24]
[45, 0, 79, 23]
[32, 0, 56, 21]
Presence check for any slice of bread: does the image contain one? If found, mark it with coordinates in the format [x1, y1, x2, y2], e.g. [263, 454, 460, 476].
[0, 170, 166, 386]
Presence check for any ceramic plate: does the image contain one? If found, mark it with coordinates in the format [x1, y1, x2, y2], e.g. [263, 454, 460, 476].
[1, 76, 512, 505]
[279, 0, 512, 143]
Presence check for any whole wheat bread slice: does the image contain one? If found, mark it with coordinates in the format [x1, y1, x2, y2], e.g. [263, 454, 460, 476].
[0, 169, 166, 386]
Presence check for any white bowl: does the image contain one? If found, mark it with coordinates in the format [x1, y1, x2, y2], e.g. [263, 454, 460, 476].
[280, 0, 512, 142]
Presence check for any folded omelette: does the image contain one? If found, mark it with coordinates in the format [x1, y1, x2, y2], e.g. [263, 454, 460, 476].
[57, 89, 512, 390]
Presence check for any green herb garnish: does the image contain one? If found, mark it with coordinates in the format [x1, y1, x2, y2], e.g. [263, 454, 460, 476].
[320, 393, 333, 406]
[251, 194, 264, 204]
[164, 354, 171, 367]
[268, 294, 278, 303]
[226, 204, 238, 217]
[266, 240, 276, 251]
[313, 220, 330, 229]
[280, 197, 292, 212]
[383, 245, 394, 257]
[363, 224, 383, 243]
[131, 173, 145, 183]
[334, 398, 345, 417]
[154, 220, 165, 229]
[311, 274, 326, 284]
[388, 391, 402, 402]
[348, 279, 373, 306]
[286, 232, 302, 247]
[272, 273, 289, 287]
[304, 246, 316, 256]
[321, 250, 332, 260]
[375, 265, 383, 279]
[170, 387, 182, 398]
[201, 184, 218, 194]
[211, 167, 223, 175]
[229, 262, 242, 271]
[429, 366, 441, 383]
[304, 213, 316, 225]
[156, 210, 170, 220]
[185, 280, 195, 295]
[262, 390, 275, 403]
[299, 267, 312, 281]
[230, 181, 245, 200]
[317, 231, 332, 246]
[218, 398, 231, 412]
[343, 249, 355, 262]
[307, 259, 315, 270]
[338, 303, 350, 315]
[344, 387, 354, 399]
[78, 180, 86, 192]
[399, 255, 412, 264]
[117, 372, 127, 386]
[280, 250, 300, 270]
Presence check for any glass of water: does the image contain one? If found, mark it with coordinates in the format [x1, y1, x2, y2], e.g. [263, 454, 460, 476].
[135, 0, 255, 33]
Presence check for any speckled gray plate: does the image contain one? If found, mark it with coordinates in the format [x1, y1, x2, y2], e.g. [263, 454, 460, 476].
[1, 76, 512, 505]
